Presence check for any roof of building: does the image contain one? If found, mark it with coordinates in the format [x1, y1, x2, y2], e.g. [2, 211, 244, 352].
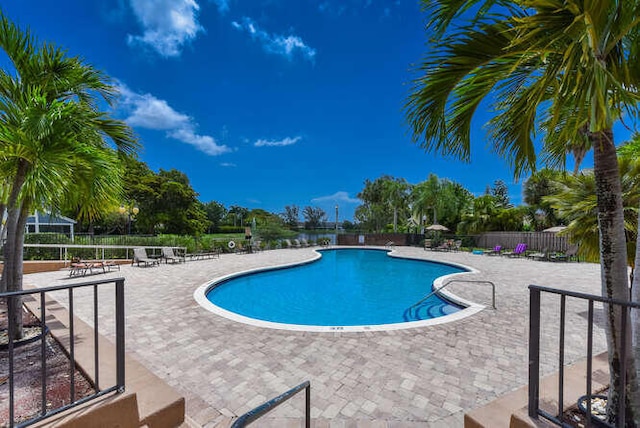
[26, 211, 76, 225]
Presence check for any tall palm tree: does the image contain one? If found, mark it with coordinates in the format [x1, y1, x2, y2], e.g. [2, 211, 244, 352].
[382, 177, 410, 232]
[405, 1, 640, 423]
[545, 157, 640, 267]
[411, 174, 442, 227]
[618, 136, 640, 420]
[522, 168, 565, 230]
[0, 12, 137, 340]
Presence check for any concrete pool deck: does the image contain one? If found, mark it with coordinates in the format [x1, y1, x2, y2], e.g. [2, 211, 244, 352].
[23, 246, 607, 427]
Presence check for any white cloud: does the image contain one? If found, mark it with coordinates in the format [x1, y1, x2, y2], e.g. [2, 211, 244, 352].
[211, 0, 230, 13]
[232, 17, 316, 62]
[254, 136, 301, 147]
[127, 0, 204, 57]
[220, 162, 236, 167]
[117, 82, 231, 156]
[312, 191, 360, 204]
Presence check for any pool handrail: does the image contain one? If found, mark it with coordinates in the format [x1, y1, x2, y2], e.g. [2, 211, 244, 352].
[230, 381, 310, 427]
[406, 279, 496, 319]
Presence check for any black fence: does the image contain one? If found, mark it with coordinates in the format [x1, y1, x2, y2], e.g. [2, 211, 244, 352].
[1, 278, 126, 427]
[528, 285, 639, 427]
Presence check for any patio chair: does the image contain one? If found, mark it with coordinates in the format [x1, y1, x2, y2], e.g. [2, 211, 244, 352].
[433, 240, 453, 252]
[526, 248, 549, 261]
[551, 245, 580, 262]
[283, 239, 300, 249]
[69, 258, 110, 277]
[133, 248, 160, 267]
[423, 239, 433, 251]
[250, 240, 263, 252]
[503, 243, 527, 258]
[233, 241, 249, 254]
[69, 260, 90, 277]
[299, 238, 311, 247]
[188, 247, 221, 260]
[483, 245, 502, 256]
[162, 247, 185, 264]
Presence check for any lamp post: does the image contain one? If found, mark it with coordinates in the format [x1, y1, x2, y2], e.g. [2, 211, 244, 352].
[335, 205, 339, 233]
[119, 204, 139, 235]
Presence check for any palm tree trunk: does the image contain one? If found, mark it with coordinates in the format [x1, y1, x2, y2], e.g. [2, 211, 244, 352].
[630, 203, 640, 425]
[591, 129, 637, 425]
[1, 160, 29, 340]
[0, 203, 6, 243]
[393, 207, 398, 232]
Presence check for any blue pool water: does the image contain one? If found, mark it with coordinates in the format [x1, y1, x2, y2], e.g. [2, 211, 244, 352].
[206, 249, 466, 327]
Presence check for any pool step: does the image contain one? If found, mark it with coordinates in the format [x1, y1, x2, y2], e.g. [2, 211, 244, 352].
[403, 298, 454, 321]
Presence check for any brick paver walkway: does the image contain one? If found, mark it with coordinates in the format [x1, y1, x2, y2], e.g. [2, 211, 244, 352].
[24, 246, 606, 427]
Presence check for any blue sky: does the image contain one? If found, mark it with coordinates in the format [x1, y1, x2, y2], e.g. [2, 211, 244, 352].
[2, 1, 631, 221]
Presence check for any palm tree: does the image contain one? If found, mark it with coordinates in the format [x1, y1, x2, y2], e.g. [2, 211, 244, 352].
[405, 1, 640, 423]
[411, 174, 442, 227]
[545, 157, 640, 267]
[522, 168, 566, 230]
[0, 12, 137, 340]
[382, 177, 410, 232]
[618, 137, 640, 409]
[456, 194, 498, 234]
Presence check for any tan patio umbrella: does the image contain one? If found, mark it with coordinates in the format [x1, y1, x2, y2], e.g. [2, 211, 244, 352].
[425, 224, 450, 232]
[543, 226, 567, 233]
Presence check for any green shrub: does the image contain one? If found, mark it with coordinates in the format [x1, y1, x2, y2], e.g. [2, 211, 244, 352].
[24, 233, 71, 260]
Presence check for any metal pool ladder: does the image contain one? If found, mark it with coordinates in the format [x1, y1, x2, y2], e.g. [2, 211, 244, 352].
[405, 279, 497, 320]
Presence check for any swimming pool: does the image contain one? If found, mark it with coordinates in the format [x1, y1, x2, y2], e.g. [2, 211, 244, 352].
[196, 248, 481, 332]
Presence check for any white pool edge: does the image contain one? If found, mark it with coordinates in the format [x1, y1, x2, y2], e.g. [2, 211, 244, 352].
[193, 246, 484, 333]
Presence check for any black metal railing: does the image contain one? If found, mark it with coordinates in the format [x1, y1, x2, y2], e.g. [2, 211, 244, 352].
[528, 284, 640, 427]
[1, 278, 126, 427]
[231, 381, 310, 428]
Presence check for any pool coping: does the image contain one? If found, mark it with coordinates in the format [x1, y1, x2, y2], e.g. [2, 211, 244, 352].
[193, 246, 485, 333]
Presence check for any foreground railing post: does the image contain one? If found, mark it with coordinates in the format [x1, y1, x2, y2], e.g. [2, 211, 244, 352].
[528, 286, 541, 419]
[8, 295, 16, 426]
[305, 383, 310, 428]
[115, 279, 126, 392]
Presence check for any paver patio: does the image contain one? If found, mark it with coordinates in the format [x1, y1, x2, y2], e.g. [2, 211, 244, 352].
[24, 246, 607, 427]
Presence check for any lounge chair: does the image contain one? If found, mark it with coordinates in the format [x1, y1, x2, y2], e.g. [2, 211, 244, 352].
[69, 260, 92, 277]
[162, 247, 185, 264]
[283, 239, 300, 249]
[69, 258, 116, 277]
[433, 240, 453, 252]
[527, 248, 549, 261]
[299, 238, 311, 247]
[99, 260, 120, 271]
[133, 248, 160, 267]
[188, 247, 221, 260]
[385, 241, 395, 248]
[502, 243, 527, 258]
[551, 245, 579, 262]
[484, 245, 502, 256]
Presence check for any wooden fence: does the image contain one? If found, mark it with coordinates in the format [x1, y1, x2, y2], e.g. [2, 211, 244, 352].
[477, 231, 569, 252]
[337, 233, 423, 246]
